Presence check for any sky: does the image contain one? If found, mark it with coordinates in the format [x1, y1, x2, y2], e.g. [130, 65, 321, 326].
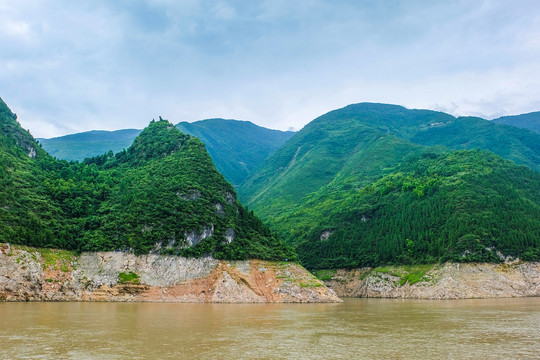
[1, 0, 540, 138]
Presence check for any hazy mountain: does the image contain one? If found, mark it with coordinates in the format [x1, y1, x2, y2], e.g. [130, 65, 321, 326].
[38, 129, 142, 161]
[176, 119, 295, 186]
[38, 119, 295, 186]
[492, 112, 540, 134]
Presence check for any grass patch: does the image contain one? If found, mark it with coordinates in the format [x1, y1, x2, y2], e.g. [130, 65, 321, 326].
[314, 269, 336, 281]
[118, 272, 140, 284]
[358, 269, 371, 280]
[373, 264, 435, 286]
[299, 281, 323, 288]
[37, 248, 77, 271]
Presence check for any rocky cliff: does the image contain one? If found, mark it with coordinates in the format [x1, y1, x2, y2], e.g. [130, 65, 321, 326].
[321, 262, 540, 299]
[0, 244, 340, 303]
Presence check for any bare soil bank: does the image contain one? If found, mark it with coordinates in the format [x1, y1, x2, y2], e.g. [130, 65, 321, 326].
[321, 262, 540, 299]
[0, 244, 340, 303]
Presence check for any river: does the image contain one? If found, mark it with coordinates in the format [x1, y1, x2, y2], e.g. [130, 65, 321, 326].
[1, 298, 539, 359]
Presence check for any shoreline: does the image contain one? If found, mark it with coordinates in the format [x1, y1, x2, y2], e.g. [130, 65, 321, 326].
[0, 243, 340, 303]
[321, 262, 540, 300]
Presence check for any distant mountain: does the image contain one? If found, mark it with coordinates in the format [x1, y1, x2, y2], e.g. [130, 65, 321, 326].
[38, 129, 142, 161]
[411, 116, 540, 170]
[0, 97, 296, 260]
[239, 103, 540, 218]
[238, 103, 540, 268]
[177, 119, 295, 186]
[492, 112, 540, 134]
[38, 119, 294, 186]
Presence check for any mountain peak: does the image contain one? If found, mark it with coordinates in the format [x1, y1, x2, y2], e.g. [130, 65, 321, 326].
[123, 119, 191, 164]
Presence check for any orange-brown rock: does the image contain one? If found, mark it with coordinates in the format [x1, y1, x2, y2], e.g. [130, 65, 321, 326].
[0, 244, 341, 303]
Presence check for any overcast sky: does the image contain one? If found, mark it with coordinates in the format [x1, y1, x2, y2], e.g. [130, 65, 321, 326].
[1, 0, 540, 138]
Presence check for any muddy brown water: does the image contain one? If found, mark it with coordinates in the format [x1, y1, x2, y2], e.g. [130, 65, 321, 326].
[1, 298, 539, 359]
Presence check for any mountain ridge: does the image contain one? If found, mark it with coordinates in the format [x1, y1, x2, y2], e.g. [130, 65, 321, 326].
[238, 103, 540, 269]
[0, 98, 296, 261]
[492, 111, 540, 133]
[38, 118, 295, 186]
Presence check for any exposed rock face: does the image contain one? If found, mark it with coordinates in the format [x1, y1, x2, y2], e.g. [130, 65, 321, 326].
[0, 244, 340, 303]
[323, 262, 540, 299]
[184, 225, 214, 247]
[320, 230, 333, 241]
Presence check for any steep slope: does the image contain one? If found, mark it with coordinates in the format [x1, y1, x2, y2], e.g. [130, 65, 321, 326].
[0, 99, 296, 261]
[492, 112, 540, 134]
[297, 151, 540, 269]
[238, 103, 540, 268]
[239, 103, 453, 221]
[177, 119, 295, 186]
[38, 129, 142, 161]
[38, 119, 295, 186]
[0, 97, 61, 245]
[411, 116, 540, 171]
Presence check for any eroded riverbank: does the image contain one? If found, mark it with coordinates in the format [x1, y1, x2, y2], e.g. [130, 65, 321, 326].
[0, 243, 340, 303]
[320, 262, 540, 299]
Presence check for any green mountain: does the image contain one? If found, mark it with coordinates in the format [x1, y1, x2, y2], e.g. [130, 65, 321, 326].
[297, 150, 540, 269]
[38, 119, 295, 186]
[38, 129, 142, 161]
[238, 103, 540, 268]
[492, 112, 540, 134]
[411, 116, 540, 170]
[176, 119, 295, 186]
[0, 97, 296, 260]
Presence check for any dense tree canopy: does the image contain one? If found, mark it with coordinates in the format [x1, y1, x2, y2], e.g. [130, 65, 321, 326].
[0, 97, 296, 261]
[239, 103, 540, 269]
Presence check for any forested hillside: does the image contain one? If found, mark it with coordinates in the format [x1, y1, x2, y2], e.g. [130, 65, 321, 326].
[297, 151, 540, 269]
[0, 97, 296, 261]
[239, 103, 540, 268]
[39, 119, 294, 186]
[493, 112, 540, 134]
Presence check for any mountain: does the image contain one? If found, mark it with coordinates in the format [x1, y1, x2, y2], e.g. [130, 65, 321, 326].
[38, 119, 295, 186]
[38, 129, 142, 161]
[238, 103, 540, 268]
[411, 116, 540, 170]
[492, 112, 540, 134]
[0, 97, 296, 260]
[297, 150, 540, 269]
[176, 119, 295, 186]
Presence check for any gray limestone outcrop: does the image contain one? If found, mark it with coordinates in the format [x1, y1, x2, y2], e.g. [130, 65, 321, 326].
[323, 262, 540, 299]
[0, 243, 340, 303]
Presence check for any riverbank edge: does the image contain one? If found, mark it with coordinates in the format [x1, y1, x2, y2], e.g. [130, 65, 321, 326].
[0, 243, 341, 303]
[319, 262, 540, 299]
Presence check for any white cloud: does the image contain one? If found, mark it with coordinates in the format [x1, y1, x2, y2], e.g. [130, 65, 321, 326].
[1, 0, 540, 137]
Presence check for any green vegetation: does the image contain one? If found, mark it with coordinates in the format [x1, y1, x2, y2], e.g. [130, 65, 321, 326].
[0, 97, 296, 262]
[118, 272, 139, 284]
[35, 247, 76, 271]
[493, 112, 540, 134]
[38, 129, 142, 161]
[239, 103, 540, 269]
[177, 119, 295, 186]
[314, 269, 337, 281]
[297, 151, 540, 269]
[38, 119, 295, 187]
[411, 116, 540, 172]
[373, 264, 434, 286]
